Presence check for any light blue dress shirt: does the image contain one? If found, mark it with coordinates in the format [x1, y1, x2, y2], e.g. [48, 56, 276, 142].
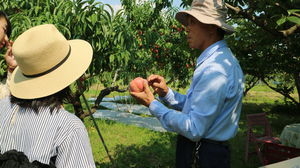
[149, 40, 244, 142]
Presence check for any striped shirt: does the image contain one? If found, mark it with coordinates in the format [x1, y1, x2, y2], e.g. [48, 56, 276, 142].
[0, 72, 12, 99]
[0, 97, 96, 168]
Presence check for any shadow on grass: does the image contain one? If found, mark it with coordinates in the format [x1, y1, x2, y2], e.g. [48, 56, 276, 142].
[96, 134, 176, 168]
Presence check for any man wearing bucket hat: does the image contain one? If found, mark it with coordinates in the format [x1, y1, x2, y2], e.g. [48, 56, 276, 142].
[0, 11, 17, 99]
[0, 24, 96, 168]
[130, 0, 244, 167]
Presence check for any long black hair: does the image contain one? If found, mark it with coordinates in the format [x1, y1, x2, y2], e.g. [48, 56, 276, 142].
[0, 11, 12, 38]
[10, 87, 73, 114]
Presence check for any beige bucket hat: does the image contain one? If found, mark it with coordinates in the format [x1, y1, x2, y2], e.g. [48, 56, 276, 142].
[10, 24, 93, 99]
[175, 0, 234, 34]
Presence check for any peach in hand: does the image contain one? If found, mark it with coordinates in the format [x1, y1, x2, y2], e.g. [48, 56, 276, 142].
[129, 77, 147, 92]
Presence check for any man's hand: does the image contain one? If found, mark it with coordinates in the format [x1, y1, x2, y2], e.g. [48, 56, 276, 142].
[147, 74, 168, 97]
[4, 40, 17, 73]
[130, 80, 155, 107]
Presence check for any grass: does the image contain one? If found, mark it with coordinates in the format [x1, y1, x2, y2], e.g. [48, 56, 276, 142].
[68, 83, 300, 168]
[85, 119, 176, 168]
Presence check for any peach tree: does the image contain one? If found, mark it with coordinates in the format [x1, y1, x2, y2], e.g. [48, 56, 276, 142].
[0, 0, 200, 118]
[180, 0, 300, 108]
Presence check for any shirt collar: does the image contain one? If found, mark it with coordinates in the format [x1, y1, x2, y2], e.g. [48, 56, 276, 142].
[196, 40, 227, 68]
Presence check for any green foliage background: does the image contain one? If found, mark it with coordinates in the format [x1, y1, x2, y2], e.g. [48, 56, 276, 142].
[0, 0, 299, 108]
[0, 0, 197, 89]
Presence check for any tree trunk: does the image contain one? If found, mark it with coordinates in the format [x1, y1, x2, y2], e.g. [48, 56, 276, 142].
[72, 80, 87, 120]
[244, 76, 259, 96]
[294, 71, 300, 109]
[72, 93, 85, 120]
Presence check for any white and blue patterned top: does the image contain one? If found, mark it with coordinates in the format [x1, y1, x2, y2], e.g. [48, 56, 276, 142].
[0, 97, 96, 168]
[149, 40, 245, 142]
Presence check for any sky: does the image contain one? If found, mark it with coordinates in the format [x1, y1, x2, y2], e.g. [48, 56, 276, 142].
[97, 0, 182, 13]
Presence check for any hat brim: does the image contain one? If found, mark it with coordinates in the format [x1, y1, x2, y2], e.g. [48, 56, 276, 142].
[10, 39, 93, 99]
[175, 10, 235, 35]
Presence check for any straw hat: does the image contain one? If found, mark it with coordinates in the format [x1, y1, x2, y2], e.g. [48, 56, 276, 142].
[10, 24, 93, 99]
[175, 0, 234, 34]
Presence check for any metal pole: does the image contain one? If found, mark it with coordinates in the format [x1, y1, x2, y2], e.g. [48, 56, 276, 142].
[78, 81, 115, 167]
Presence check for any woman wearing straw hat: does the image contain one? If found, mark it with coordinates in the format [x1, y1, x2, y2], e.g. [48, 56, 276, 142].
[0, 24, 96, 168]
[0, 11, 17, 99]
[130, 0, 244, 167]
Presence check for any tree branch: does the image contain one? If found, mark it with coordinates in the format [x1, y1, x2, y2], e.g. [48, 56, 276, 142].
[275, 3, 300, 18]
[261, 78, 299, 105]
[225, 3, 241, 14]
[225, 3, 288, 37]
[280, 24, 300, 37]
[93, 85, 127, 109]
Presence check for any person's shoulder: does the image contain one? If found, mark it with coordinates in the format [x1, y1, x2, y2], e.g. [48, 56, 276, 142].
[56, 109, 85, 130]
[53, 109, 88, 146]
[218, 45, 233, 57]
[215, 45, 239, 65]
[0, 97, 17, 118]
[0, 97, 11, 108]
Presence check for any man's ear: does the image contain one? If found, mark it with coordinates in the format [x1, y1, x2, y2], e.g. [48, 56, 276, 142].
[208, 24, 218, 34]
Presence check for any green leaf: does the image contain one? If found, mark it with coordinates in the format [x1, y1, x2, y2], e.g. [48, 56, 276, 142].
[91, 14, 97, 25]
[276, 17, 287, 26]
[287, 9, 300, 15]
[53, 0, 65, 15]
[104, 4, 114, 17]
[35, 6, 40, 15]
[287, 16, 300, 25]
[110, 54, 115, 62]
